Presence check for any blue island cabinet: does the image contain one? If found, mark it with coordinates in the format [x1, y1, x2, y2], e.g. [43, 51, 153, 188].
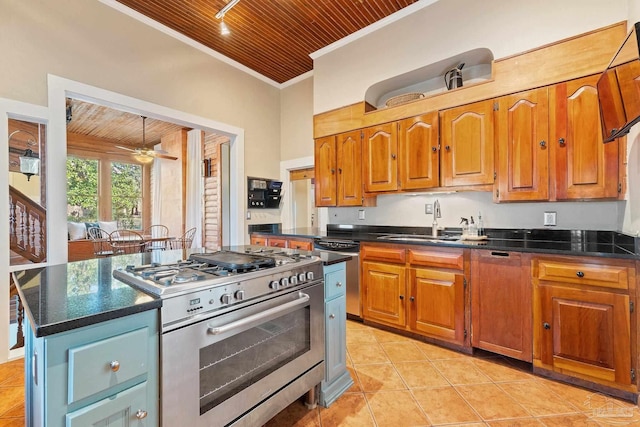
[25, 310, 159, 426]
[320, 262, 354, 407]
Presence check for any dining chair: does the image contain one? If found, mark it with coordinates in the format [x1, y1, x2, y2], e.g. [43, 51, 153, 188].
[169, 227, 197, 250]
[144, 224, 170, 251]
[109, 229, 146, 255]
[87, 227, 114, 258]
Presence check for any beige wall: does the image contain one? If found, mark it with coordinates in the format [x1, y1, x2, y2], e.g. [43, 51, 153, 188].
[313, 0, 627, 113]
[0, 0, 282, 179]
[280, 76, 314, 161]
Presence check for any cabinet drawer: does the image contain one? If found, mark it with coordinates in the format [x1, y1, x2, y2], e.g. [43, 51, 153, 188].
[361, 245, 406, 264]
[268, 238, 288, 248]
[68, 328, 148, 404]
[66, 381, 149, 427]
[250, 235, 267, 246]
[325, 267, 347, 300]
[288, 239, 313, 251]
[535, 260, 630, 290]
[408, 248, 464, 270]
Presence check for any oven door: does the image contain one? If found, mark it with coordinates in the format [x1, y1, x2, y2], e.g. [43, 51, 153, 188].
[161, 281, 324, 427]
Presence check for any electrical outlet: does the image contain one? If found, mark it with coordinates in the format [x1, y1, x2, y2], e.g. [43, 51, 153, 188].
[543, 211, 557, 226]
[425, 203, 433, 214]
[358, 209, 365, 220]
[246, 211, 251, 220]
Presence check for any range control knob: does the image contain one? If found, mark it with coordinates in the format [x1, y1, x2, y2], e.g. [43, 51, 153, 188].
[306, 272, 315, 281]
[220, 294, 232, 305]
[235, 290, 245, 301]
[298, 273, 306, 282]
[280, 277, 290, 287]
[269, 280, 280, 290]
[289, 275, 298, 285]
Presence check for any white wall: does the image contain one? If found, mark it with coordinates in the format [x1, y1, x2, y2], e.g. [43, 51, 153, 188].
[280, 76, 314, 161]
[313, 0, 627, 113]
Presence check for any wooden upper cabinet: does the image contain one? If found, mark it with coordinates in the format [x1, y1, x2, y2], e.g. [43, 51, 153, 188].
[363, 123, 398, 192]
[440, 100, 495, 187]
[495, 88, 550, 202]
[336, 130, 363, 206]
[314, 131, 363, 207]
[550, 75, 619, 200]
[314, 136, 337, 207]
[399, 112, 439, 190]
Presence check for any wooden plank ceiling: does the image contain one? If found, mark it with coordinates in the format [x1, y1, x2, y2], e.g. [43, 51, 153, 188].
[66, 99, 187, 148]
[115, 0, 419, 84]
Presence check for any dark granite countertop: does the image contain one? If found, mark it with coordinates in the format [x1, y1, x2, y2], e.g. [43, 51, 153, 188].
[252, 225, 640, 259]
[13, 254, 163, 337]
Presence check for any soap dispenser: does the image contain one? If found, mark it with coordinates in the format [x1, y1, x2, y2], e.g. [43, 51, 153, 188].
[469, 216, 478, 237]
[460, 217, 469, 236]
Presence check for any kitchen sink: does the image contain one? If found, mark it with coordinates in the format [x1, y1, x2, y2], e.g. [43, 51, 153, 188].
[376, 234, 462, 243]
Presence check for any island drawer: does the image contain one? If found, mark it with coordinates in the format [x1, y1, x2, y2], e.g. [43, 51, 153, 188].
[408, 248, 464, 270]
[68, 327, 149, 404]
[361, 245, 406, 264]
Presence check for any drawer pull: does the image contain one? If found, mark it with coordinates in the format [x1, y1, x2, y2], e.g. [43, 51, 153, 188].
[576, 271, 585, 278]
[543, 322, 551, 330]
[399, 295, 404, 300]
[410, 296, 415, 302]
[490, 251, 509, 257]
[329, 314, 336, 319]
[136, 410, 148, 419]
[336, 281, 343, 287]
[110, 360, 120, 372]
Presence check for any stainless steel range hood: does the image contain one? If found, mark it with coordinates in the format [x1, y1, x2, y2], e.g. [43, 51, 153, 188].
[597, 22, 640, 142]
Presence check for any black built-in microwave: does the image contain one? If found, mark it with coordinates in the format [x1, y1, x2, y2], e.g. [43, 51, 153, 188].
[248, 177, 282, 209]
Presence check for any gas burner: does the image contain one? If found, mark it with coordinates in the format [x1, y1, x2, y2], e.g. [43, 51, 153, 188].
[173, 271, 208, 283]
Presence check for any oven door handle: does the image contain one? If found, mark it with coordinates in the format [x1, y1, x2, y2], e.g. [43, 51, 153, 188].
[207, 292, 310, 335]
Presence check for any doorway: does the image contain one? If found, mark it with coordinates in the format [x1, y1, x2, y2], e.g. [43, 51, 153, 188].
[290, 167, 316, 229]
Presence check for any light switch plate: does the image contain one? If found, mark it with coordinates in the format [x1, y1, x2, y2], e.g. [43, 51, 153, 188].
[425, 204, 433, 214]
[358, 209, 365, 220]
[543, 211, 556, 226]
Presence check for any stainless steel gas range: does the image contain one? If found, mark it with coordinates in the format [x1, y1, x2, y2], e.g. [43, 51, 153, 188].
[113, 247, 325, 427]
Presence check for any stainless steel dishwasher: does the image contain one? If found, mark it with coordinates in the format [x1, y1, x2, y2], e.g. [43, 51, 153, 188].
[313, 238, 361, 319]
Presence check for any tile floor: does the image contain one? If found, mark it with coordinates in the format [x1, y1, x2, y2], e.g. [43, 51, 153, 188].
[1, 321, 638, 426]
[266, 320, 640, 427]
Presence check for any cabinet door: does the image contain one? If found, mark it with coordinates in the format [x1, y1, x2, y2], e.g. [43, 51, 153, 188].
[409, 267, 465, 345]
[336, 130, 363, 206]
[325, 296, 347, 383]
[66, 382, 150, 427]
[538, 285, 631, 386]
[495, 88, 550, 202]
[314, 136, 337, 207]
[399, 112, 439, 190]
[362, 261, 406, 327]
[363, 123, 398, 192]
[550, 75, 619, 200]
[470, 251, 532, 361]
[440, 99, 495, 187]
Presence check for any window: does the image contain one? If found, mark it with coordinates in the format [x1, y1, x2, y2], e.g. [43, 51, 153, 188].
[66, 156, 145, 230]
[67, 157, 99, 222]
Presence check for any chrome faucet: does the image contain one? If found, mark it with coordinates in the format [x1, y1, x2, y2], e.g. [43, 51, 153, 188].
[432, 200, 441, 237]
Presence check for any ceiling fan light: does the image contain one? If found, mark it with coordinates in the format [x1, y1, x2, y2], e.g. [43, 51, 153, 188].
[133, 153, 154, 164]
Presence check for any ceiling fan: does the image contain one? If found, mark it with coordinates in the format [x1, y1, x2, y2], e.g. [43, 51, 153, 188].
[115, 116, 178, 163]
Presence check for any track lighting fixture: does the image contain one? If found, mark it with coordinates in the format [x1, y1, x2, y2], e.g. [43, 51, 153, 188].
[215, 0, 239, 35]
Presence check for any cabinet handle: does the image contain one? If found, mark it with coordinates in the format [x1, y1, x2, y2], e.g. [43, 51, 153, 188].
[399, 295, 404, 300]
[431, 146, 437, 152]
[336, 282, 343, 287]
[445, 145, 451, 151]
[558, 137, 566, 146]
[576, 271, 585, 278]
[410, 296, 415, 302]
[329, 314, 336, 319]
[110, 360, 120, 372]
[135, 410, 148, 419]
[331, 168, 335, 174]
[391, 154, 397, 160]
[543, 322, 551, 330]
[338, 168, 342, 174]
[539, 140, 546, 147]
[490, 251, 509, 257]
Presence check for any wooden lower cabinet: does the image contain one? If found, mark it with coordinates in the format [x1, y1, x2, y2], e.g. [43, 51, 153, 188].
[470, 250, 532, 361]
[250, 234, 313, 251]
[361, 243, 468, 347]
[533, 256, 637, 395]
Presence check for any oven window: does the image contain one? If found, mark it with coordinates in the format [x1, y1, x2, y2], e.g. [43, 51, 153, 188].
[199, 306, 310, 415]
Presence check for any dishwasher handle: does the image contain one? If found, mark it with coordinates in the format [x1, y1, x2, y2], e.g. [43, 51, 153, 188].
[207, 292, 310, 335]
